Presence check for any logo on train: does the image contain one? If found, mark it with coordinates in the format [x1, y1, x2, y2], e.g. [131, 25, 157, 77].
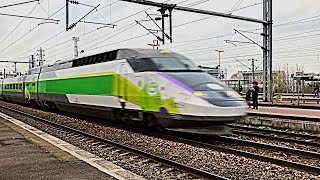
[148, 81, 159, 96]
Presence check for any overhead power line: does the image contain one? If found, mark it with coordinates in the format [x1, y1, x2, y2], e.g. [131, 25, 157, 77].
[0, 13, 59, 22]
[0, 0, 39, 9]
[228, 0, 244, 13]
[0, 4, 65, 55]
[0, 2, 40, 46]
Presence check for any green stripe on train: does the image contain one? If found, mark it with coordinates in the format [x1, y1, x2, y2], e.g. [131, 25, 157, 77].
[37, 73, 180, 114]
[38, 75, 114, 95]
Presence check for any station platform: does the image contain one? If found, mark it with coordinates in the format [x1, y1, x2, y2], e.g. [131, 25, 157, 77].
[259, 101, 320, 110]
[246, 106, 320, 119]
[244, 107, 320, 132]
[0, 119, 114, 179]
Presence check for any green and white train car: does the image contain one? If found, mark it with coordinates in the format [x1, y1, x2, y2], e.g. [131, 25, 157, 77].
[0, 49, 246, 134]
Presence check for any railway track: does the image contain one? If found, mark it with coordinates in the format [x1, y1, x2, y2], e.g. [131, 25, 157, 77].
[0, 104, 226, 180]
[1, 103, 319, 176]
[216, 135, 320, 159]
[229, 124, 320, 147]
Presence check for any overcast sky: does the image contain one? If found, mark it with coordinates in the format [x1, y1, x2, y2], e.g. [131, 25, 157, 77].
[0, 0, 320, 78]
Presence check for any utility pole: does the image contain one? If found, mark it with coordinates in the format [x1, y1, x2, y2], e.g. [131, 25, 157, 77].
[73, 37, 79, 58]
[66, 0, 69, 31]
[251, 58, 255, 83]
[215, 49, 224, 79]
[286, 63, 289, 93]
[262, 0, 273, 102]
[29, 55, 35, 70]
[37, 47, 45, 66]
[14, 62, 17, 75]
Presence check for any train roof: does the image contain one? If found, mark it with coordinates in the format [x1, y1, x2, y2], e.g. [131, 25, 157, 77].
[116, 48, 187, 59]
[28, 48, 187, 74]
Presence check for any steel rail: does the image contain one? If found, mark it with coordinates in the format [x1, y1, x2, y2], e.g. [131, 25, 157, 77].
[218, 136, 320, 159]
[229, 124, 320, 140]
[230, 125, 320, 147]
[0, 105, 227, 180]
[232, 130, 320, 147]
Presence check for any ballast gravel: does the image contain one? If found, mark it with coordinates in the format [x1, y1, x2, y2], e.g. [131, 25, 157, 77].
[0, 101, 318, 179]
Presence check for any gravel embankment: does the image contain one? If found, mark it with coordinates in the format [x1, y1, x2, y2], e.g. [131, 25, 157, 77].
[0, 101, 318, 179]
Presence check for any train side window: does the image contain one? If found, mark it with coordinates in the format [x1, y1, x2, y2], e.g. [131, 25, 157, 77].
[92, 56, 97, 64]
[102, 53, 108, 62]
[79, 58, 84, 66]
[72, 59, 79, 67]
[97, 54, 101, 63]
[85, 57, 90, 65]
[89, 56, 94, 64]
[82, 57, 87, 65]
[16, 84, 18, 89]
[19, 84, 22, 89]
[109, 50, 118, 60]
[89, 57, 93, 65]
[32, 82, 36, 86]
[127, 59, 157, 72]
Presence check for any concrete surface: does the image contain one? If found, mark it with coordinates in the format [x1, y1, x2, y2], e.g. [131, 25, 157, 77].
[0, 121, 115, 180]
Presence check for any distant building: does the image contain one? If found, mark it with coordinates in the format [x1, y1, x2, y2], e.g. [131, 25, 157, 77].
[289, 72, 320, 93]
[230, 70, 287, 93]
[231, 70, 286, 85]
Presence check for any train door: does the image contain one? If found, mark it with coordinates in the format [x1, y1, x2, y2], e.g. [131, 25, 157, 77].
[22, 76, 27, 101]
[0, 78, 3, 98]
[134, 74, 145, 109]
[36, 67, 42, 106]
[118, 62, 128, 107]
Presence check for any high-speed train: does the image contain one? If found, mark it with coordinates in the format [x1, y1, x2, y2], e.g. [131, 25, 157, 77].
[0, 49, 246, 135]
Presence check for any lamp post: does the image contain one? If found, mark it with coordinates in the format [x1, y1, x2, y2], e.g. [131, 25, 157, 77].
[214, 49, 224, 79]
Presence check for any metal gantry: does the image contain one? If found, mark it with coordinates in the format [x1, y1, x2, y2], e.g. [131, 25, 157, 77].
[118, 0, 273, 102]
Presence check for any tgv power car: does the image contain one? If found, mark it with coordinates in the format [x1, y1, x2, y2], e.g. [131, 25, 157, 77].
[0, 49, 246, 135]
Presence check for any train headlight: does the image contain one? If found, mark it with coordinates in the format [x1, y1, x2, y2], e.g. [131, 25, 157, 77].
[193, 91, 208, 98]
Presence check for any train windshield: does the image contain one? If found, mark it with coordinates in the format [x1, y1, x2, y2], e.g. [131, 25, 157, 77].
[151, 57, 199, 71]
[128, 57, 201, 72]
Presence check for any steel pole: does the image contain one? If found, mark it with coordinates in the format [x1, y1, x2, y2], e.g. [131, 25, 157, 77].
[169, 8, 173, 43]
[252, 59, 255, 83]
[267, 0, 273, 102]
[262, 0, 267, 101]
[66, 0, 69, 31]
